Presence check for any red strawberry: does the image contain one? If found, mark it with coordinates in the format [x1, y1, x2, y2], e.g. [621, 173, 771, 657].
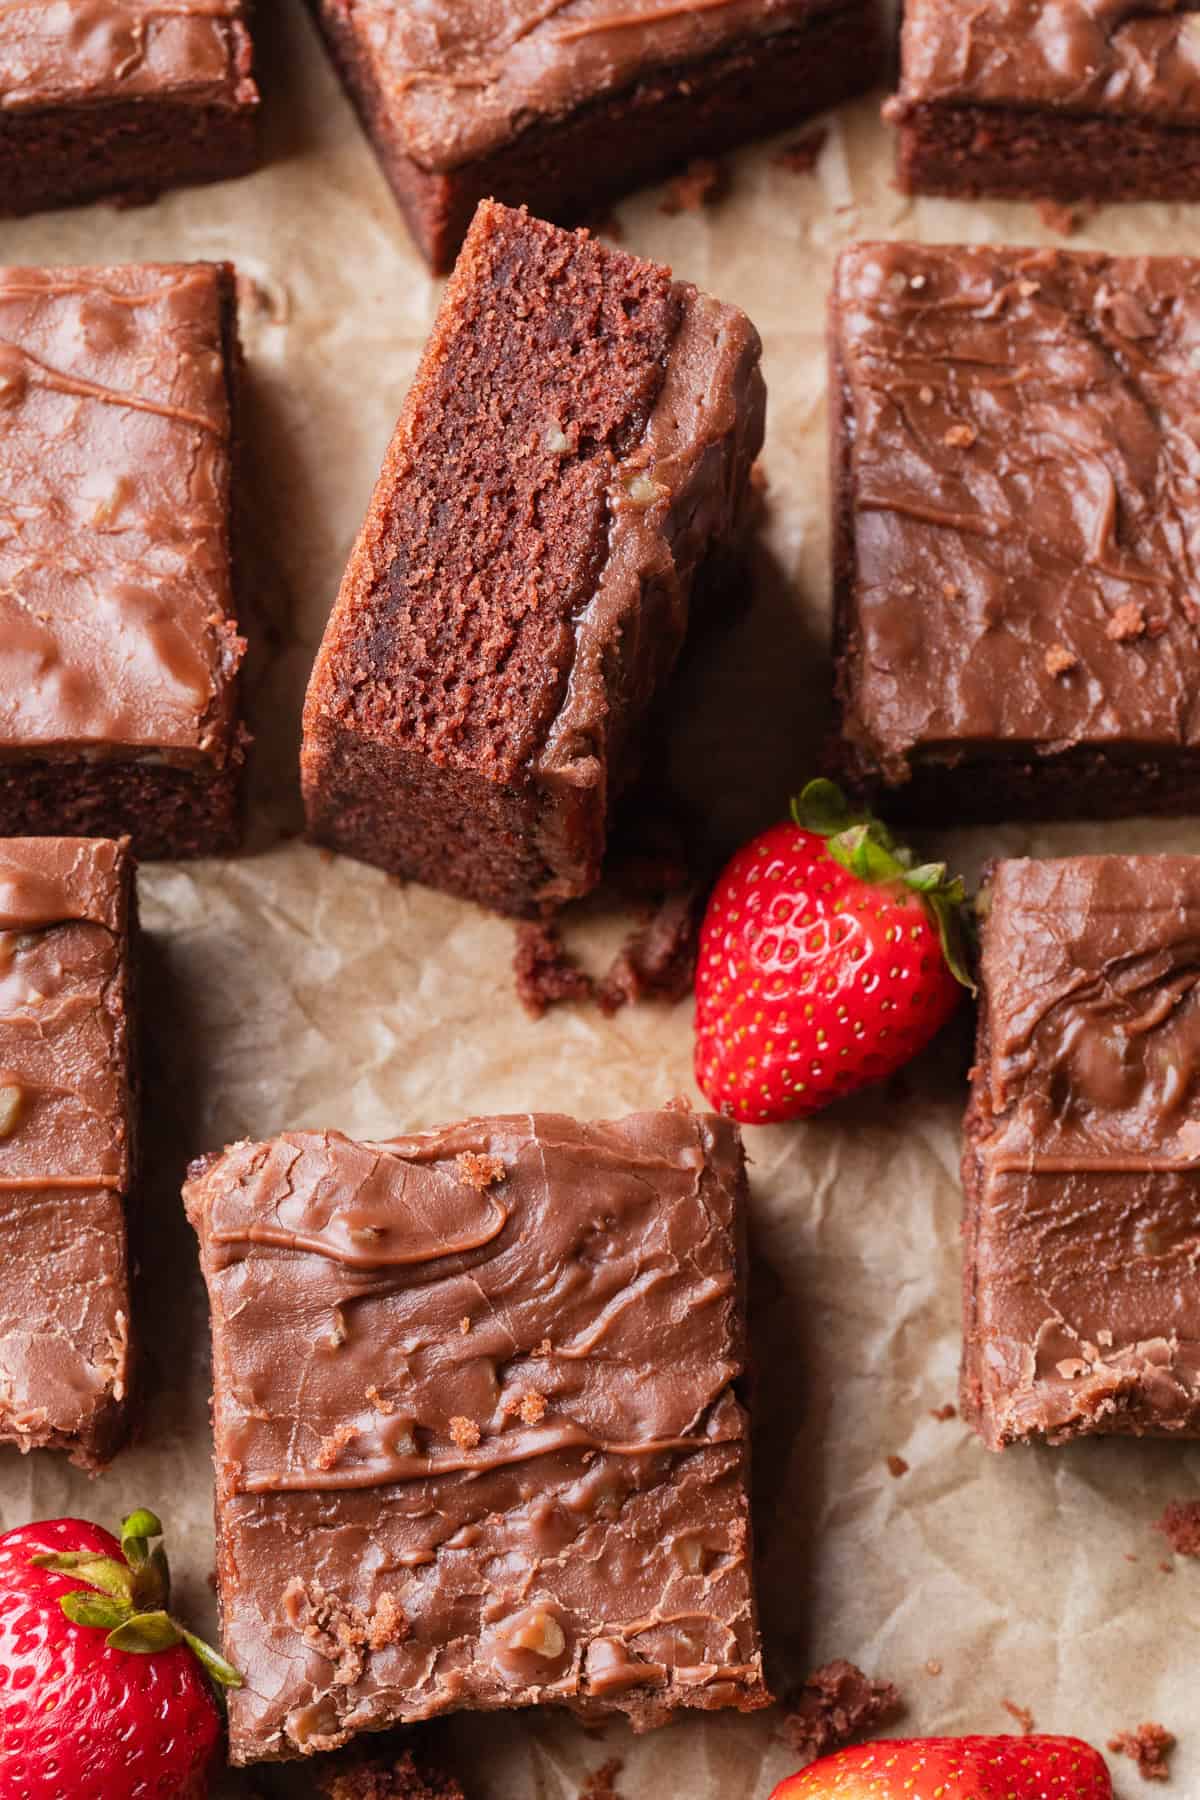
[0, 1508, 241, 1799]
[694, 781, 972, 1123]
[771, 1735, 1112, 1799]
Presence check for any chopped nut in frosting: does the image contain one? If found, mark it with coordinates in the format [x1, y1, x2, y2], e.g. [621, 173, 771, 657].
[0, 1081, 23, 1138]
[623, 472, 664, 507]
[506, 1608, 565, 1660]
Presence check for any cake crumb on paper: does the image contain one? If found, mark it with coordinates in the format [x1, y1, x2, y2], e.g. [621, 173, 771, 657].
[777, 1659, 902, 1762]
[930, 1403, 957, 1421]
[1002, 1699, 1035, 1734]
[1036, 197, 1093, 236]
[513, 921, 594, 1018]
[317, 1749, 466, 1800]
[1107, 1722, 1175, 1783]
[771, 128, 828, 174]
[886, 1454, 909, 1477]
[579, 1761, 625, 1800]
[1156, 1499, 1200, 1556]
[660, 157, 723, 213]
[598, 885, 703, 1014]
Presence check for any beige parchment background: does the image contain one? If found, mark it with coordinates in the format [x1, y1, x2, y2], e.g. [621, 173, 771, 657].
[2, 7, 1199, 1796]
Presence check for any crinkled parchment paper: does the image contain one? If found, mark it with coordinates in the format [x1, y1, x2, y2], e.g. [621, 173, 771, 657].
[1, 8, 1197, 1796]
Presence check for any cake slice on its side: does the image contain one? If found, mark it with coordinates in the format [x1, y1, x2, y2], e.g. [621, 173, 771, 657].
[301, 200, 764, 917]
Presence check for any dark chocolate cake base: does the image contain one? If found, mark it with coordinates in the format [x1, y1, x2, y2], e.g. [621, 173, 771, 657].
[892, 100, 1200, 205]
[0, 99, 258, 219]
[0, 751, 247, 863]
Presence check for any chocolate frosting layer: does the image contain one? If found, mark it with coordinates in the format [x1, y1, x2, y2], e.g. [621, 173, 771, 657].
[185, 1109, 767, 1763]
[341, 0, 833, 172]
[0, 0, 257, 114]
[0, 263, 243, 765]
[533, 280, 764, 898]
[0, 837, 134, 1468]
[834, 242, 1200, 781]
[890, 0, 1200, 124]
[964, 856, 1200, 1449]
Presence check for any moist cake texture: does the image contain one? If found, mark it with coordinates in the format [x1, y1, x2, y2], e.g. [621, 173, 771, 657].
[185, 1108, 767, 1762]
[0, 261, 248, 857]
[306, 0, 882, 271]
[301, 200, 764, 916]
[0, 0, 259, 216]
[886, 0, 1200, 204]
[0, 837, 136, 1471]
[830, 240, 1200, 823]
[964, 856, 1200, 1450]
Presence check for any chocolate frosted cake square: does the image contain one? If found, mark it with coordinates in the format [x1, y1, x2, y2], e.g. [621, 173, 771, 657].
[301, 200, 764, 917]
[0, 837, 136, 1471]
[964, 856, 1200, 1450]
[886, 0, 1200, 206]
[0, 262, 248, 857]
[306, 0, 881, 272]
[830, 241, 1200, 823]
[185, 1107, 767, 1762]
[0, 1, 259, 217]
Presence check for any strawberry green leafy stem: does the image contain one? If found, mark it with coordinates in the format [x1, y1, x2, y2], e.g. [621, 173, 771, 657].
[792, 779, 976, 993]
[32, 1509, 242, 1690]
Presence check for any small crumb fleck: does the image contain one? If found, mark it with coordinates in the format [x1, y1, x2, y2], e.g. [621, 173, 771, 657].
[1106, 600, 1147, 641]
[771, 128, 827, 175]
[943, 423, 977, 448]
[314, 1422, 358, 1471]
[1107, 1722, 1175, 1783]
[886, 1454, 909, 1478]
[456, 1150, 506, 1190]
[918, 384, 934, 404]
[925, 1659, 942, 1676]
[513, 920, 594, 1018]
[538, 1337, 553, 1355]
[1002, 1699, 1035, 1734]
[1125, 1552, 1140, 1563]
[459, 1316, 471, 1335]
[1045, 643, 1078, 677]
[660, 156, 722, 214]
[519, 1391, 547, 1426]
[1156, 1498, 1200, 1556]
[1017, 278, 1040, 298]
[930, 1403, 957, 1422]
[579, 1760, 625, 1800]
[583, 207, 624, 242]
[1036, 197, 1092, 236]
[366, 1590, 410, 1651]
[365, 1384, 395, 1415]
[449, 1416, 481, 1451]
[1160, 1560, 1175, 1574]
